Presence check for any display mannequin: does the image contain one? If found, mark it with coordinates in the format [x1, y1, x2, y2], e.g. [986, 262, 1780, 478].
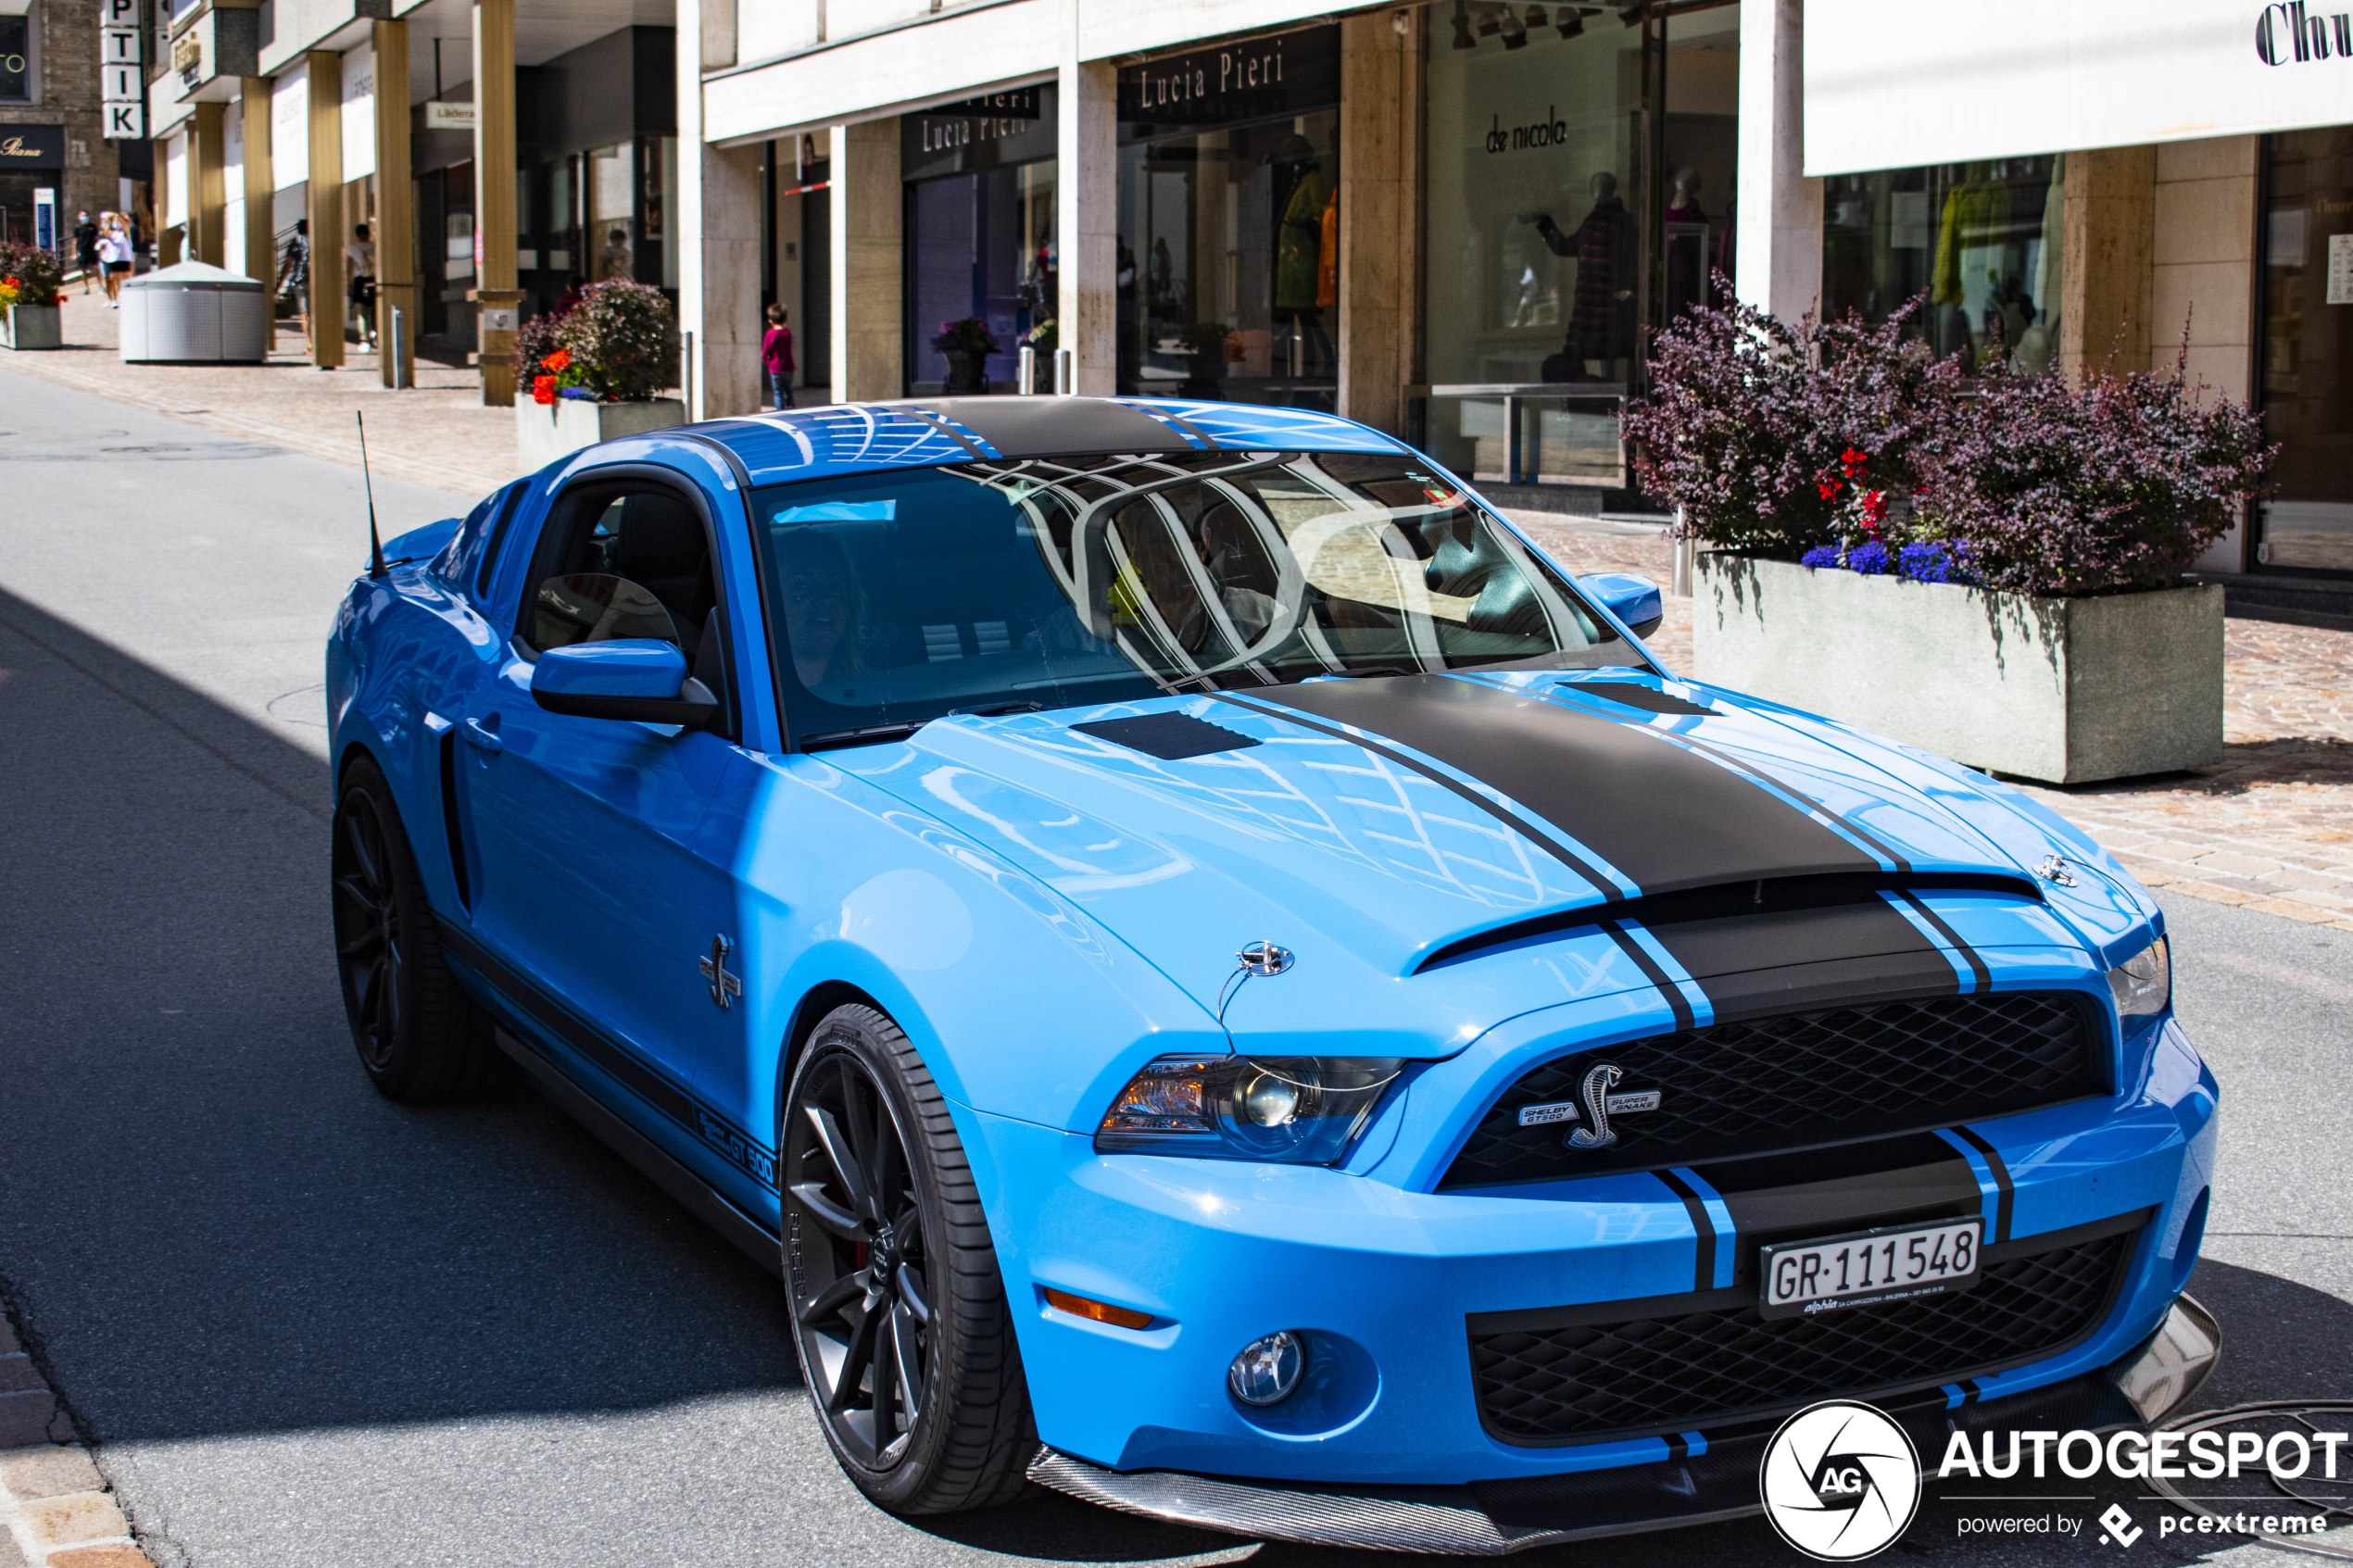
[1523, 171, 1635, 380]
[1271, 133, 1334, 378]
[1664, 168, 1706, 225]
[1663, 169, 1709, 318]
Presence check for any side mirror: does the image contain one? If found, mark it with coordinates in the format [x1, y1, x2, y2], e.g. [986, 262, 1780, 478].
[1576, 571, 1664, 640]
[530, 639, 719, 727]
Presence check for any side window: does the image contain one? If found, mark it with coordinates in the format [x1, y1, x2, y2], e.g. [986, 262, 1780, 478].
[516, 478, 737, 734]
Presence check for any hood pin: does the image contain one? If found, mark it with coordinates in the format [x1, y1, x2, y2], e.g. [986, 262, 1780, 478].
[1217, 940, 1295, 1025]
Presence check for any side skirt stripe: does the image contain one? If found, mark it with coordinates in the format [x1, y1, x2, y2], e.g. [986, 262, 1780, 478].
[440, 925, 779, 1188]
[1212, 690, 1624, 898]
[1654, 1168, 1718, 1294]
[1894, 889, 1993, 992]
[1944, 1124, 2017, 1243]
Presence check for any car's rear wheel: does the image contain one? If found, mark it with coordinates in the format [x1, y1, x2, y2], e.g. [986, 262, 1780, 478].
[781, 1004, 1036, 1514]
[331, 756, 499, 1100]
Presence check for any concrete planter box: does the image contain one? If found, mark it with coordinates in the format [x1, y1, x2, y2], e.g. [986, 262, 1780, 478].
[1, 304, 62, 350]
[517, 396, 685, 470]
[1692, 553, 2224, 784]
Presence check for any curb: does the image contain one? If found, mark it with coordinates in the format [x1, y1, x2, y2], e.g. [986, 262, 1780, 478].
[0, 1317, 157, 1568]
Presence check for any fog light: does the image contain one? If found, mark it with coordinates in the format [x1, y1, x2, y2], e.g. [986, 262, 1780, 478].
[1227, 1330, 1306, 1406]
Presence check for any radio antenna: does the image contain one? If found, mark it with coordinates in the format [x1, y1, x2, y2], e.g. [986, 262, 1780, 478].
[359, 410, 388, 579]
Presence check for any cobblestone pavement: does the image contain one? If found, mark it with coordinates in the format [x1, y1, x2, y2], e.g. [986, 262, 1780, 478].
[1, 291, 520, 499]
[2, 1314, 155, 1568]
[1508, 512, 2353, 931]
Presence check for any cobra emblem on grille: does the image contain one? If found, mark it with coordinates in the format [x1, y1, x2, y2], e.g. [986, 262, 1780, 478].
[1516, 1061, 1664, 1148]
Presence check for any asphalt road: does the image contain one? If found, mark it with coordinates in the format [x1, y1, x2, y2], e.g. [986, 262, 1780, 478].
[0, 367, 2345, 1568]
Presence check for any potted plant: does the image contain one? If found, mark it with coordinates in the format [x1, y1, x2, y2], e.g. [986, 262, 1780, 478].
[0, 241, 67, 351]
[1624, 286, 2273, 784]
[516, 281, 686, 467]
[932, 317, 998, 395]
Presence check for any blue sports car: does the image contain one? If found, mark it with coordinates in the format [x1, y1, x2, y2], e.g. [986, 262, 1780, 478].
[326, 397, 2219, 1551]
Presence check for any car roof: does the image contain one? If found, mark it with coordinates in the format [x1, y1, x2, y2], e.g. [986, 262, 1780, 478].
[689, 396, 1411, 489]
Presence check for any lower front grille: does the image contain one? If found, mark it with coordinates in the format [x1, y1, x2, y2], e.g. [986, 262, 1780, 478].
[1469, 1221, 2139, 1445]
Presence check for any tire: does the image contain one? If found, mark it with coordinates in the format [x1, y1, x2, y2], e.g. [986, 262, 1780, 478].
[781, 1004, 1037, 1514]
[331, 755, 500, 1100]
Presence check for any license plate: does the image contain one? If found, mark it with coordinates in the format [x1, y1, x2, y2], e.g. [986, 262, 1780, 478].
[1758, 1219, 1983, 1320]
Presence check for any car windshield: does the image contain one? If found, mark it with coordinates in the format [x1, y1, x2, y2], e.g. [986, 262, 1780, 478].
[749, 449, 1651, 748]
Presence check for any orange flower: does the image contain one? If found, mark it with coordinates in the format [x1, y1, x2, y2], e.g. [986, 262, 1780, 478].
[533, 375, 558, 406]
[543, 348, 572, 372]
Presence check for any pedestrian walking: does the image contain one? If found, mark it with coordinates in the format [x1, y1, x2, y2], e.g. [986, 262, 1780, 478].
[344, 222, 376, 350]
[72, 211, 97, 295]
[97, 216, 132, 307]
[761, 303, 795, 410]
[277, 218, 310, 355]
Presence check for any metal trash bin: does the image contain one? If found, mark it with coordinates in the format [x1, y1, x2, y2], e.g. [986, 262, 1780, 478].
[120, 261, 271, 364]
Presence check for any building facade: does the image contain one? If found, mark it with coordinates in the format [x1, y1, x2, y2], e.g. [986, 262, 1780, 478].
[1, 0, 126, 251]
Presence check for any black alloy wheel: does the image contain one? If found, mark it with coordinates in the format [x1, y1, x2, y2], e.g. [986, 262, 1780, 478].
[330, 757, 499, 1100]
[781, 1005, 1036, 1513]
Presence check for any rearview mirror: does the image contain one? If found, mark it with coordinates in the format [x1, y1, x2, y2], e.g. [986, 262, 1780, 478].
[1576, 572, 1664, 640]
[530, 639, 719, 727]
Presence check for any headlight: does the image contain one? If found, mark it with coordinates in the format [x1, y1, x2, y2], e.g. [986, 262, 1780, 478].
[2108, 935, 2171, 1018]
[1094, 1054, 1405, 1164]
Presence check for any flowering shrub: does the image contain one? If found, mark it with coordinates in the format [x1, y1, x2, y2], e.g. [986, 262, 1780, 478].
[0, 241, 66, 308]
[932, 317, 999, 357]
[552, 281, 680, 402]
[0, 278, 19, 312]
[516, 307, 569, 389]
[1626, 279, 2275, 597]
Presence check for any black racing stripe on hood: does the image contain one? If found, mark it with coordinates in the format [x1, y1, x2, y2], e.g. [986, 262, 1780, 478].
[1643, 901, 1963, 1021]
[1256, 674, 1879, 896]
[1214, 691, 1620, 899]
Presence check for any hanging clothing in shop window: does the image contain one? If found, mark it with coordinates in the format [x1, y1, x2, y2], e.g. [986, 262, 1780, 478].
[1276, 156, 1329, 311]
[1316, 190, 1339, 309]
[1931, 172, 2007, 313]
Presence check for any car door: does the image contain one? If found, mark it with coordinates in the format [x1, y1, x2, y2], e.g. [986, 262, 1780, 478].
[450, 464, 772, 1194]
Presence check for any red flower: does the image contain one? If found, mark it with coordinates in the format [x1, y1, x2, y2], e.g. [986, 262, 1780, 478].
[543, 348, 571, 372]
[533, 375, 558, 406]
[1816, 480, 1841, 501]
[1842, 446, 1869, 466]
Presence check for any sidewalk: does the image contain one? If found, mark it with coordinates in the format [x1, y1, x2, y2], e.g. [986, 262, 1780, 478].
[1, 290, 521, 501]
[1510, 513, 2353, 934]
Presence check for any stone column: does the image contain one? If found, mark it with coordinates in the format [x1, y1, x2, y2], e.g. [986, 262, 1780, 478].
[472, 0, 522, 406]
[240, 79, 272, 288]
[1337, 11, 1416, 434]
[678, 0, 761, 417]
[828, 119, 900, 402]
[306, 51, 345, 368]
[1733, 0, 1821, 323]
[2060, 145, 2158, 382]
[372, 19, 417, 389]
[1055, 56, 1116, 395]
[190, 101, 226, 266]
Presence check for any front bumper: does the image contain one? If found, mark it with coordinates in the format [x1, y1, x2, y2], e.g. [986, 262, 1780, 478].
[967, 1018, 2219, 1489]
[1026, 1296, 2222, 1554]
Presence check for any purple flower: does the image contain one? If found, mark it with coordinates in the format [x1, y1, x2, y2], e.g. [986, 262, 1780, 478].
[1848, 541, 1892, 575]
[1799, 545, 1843, 571]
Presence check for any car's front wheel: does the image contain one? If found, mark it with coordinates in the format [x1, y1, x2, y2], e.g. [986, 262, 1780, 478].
[781, 1004, 1036, 1514]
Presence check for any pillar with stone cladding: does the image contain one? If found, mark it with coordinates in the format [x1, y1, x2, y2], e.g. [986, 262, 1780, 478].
[1337, 11, 1416, 435]
[190, 101, 226, 267]
[306, 50, 344, 368]
[371, 19, 417, 389]
[472, 0, 522, 406]
[1055, 57, 1115, 396]
[1733, 0, 1820, 324]
[828, 120, 900, 403]
[240, 79, 272, 290]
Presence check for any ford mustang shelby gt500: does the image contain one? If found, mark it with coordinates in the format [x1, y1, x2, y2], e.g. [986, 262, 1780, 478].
[325, 396, 2219, 1551]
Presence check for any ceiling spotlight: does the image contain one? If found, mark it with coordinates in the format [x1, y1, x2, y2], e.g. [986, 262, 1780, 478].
[1451, 0, 1477, 48]
[1500, 5, 1529, 47]
[1478, 2, 1503, 37]
[1557, 6, 1585, 37]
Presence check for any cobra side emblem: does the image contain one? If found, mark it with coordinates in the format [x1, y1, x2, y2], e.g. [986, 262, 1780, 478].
[1517, 1061, 1665, 1148]
[698, 935, 742, 1010]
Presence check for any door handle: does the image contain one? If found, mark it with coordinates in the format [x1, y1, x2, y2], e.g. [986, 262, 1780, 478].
[461, 716, 503, 754]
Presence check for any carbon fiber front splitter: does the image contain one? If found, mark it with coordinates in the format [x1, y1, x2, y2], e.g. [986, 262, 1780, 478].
[1026, 1297, 2221, 1555]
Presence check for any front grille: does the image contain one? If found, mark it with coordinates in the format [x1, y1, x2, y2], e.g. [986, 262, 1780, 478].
[1441, 991, 2099, 1188]
[1468, 1224, 2135, 1444]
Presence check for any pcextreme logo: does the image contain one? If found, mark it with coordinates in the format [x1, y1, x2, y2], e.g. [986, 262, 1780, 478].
[1760, 1401, 1923, 1562]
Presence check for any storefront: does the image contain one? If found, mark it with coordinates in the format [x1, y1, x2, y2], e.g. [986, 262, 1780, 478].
[1419, 2, 1738, 503]
[2257, 128, 2353, 573]
[900, 87, 1056, 395]
[0, 122, 65, 247]
[1114, 26, 1342, 411]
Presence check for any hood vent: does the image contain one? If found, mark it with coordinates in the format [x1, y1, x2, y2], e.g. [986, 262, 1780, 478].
[1416, 871, 2042, 973]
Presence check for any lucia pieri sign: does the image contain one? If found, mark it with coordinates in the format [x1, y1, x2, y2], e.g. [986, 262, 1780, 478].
[1806, 0, 2353, 174]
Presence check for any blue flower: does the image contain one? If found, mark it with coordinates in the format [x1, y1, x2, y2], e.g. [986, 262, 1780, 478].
[1849, 541, 1893, 575]
[1800, 545, 1843, 571]
[1898, 542, 1953, 583]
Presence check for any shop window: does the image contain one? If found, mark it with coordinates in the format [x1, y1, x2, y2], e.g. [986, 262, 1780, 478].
[901, 88, 1058, 395]
[0, 14, 31, 104]
[1115, 27, 1343, 411]
[588, 144, 633, 281]
[1819, 157, 2066, 375]
[1421, 3, 1735, 492]
[2255, 128, 2353, 575]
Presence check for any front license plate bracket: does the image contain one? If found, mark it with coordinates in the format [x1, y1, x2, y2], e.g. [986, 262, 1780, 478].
[1758, 1217, 1984, 1321]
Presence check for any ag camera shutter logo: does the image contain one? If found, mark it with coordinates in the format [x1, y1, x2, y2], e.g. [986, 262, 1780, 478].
[1760, 1400, 1922, 1560]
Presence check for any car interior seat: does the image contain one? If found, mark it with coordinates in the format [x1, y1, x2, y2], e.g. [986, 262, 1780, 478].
[610, 492, 716, 651]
